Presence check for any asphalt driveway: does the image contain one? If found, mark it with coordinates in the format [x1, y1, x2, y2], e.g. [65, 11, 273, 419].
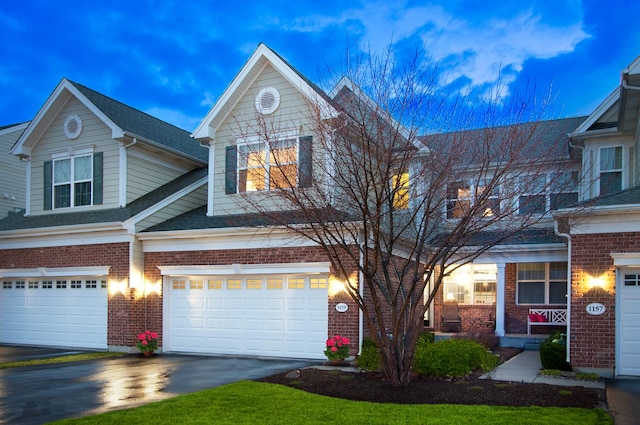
[0, 345, 316, 424]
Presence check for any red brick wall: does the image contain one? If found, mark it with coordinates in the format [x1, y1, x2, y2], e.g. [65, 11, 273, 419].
[145, 246, 361, 354]
[569, 232, 640, 371]
[0, 243, 137, 347]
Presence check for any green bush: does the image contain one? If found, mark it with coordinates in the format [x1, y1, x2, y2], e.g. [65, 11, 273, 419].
[417, 331, 435, 346]
[356, 338, 381, 371]
[539, 333, 571, 371]
[413, 338, 499, 378]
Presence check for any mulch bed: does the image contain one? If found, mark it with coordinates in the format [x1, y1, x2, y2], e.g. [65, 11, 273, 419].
[257, 348, 607, 409]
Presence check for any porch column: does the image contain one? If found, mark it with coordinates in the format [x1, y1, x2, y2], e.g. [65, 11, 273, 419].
[495, 263, 506, 337]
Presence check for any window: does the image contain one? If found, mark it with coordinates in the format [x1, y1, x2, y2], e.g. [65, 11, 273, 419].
[447, 180, 499, 219]
[238, 139, 297, 192]
[517, 262, 567, 304]
[599, 146, 623, 196]
[391, 171, 410, 210]
[53, 154, 93, 208]
[443, 264, 497, 304]
[519, 172, 578, 214]
[44, 152, 102, 210]
[208, 279, 223, 290]
[226, 136, 312, 194]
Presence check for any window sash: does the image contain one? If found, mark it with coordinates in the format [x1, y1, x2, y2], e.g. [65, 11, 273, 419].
[443, 264, 497, 305]
[599, 146, 623, 195]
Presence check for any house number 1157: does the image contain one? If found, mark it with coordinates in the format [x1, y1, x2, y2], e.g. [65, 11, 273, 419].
[585, 302, 606, 316]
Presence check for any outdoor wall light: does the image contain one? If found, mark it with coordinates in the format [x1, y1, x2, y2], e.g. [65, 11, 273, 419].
[329, 278, 347, 297]
[108, 279, 128, 296]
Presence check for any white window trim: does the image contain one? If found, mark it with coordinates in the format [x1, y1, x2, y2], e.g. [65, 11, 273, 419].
[598, 145, 625, 196]
[236, 129, 300, 192]
[52, 151, 94, 209]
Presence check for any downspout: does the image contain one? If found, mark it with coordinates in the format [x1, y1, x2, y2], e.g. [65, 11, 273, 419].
[198, 139, 214, 216]
[120, 137, 137, 208]
[358, 231, 365, 355]
[554, 219, 572, 364]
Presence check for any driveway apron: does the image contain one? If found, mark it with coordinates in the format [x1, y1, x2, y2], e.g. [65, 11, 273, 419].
[0, 351, 315, 425]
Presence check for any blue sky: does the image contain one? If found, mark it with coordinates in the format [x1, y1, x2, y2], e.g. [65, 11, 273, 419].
[1, 0, 638, 132]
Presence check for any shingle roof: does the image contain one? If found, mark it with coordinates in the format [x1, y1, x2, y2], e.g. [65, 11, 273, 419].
[572, 185, 640, 209]
[419, 116, 587, 164]
[431, 227, 565, 247]
[0, 167, 207, 231]
[68, 80, 208, 163]
[142, 206, 355, 232]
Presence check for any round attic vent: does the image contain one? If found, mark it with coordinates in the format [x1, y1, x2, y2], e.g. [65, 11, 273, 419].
[255, 87, 280, 115]
[63, 114, 83, 139]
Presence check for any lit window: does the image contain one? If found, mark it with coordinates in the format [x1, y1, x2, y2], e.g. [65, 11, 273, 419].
[53, 154, 93, 208]
[238, 139, 298, 192]
[247, 279, 262, 289]
[443, 264, 497, 304]
[517, 262, 567, 304]
[190, 280, 204, 290]
[446, 182, 470, 219]
[208, 279, 223, 290]
[172, 280, 186, 290]
[288, 278, 304, 289]
[267, 278, 283, 289]
[310, 278, 328, 289]
[227, 279, 241, 289]
[392, 172, 409, 210]
[447, 180, 499, 219]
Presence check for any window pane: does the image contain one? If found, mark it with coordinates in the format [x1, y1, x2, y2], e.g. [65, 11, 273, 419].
[519, 194, 546, 214]
[600, 172, 622, 196]
[518, 281, 545, 304]
[75, 182, 92, 206]
[600, 146, 622, 171]
[54, 184, 71, 208]
[270, 139, 296, 164]
[550, 192, 578, 209]
[54, 159, 71, 183]
[269, 164, 297, 189]
[549, 262, 568, 280]
[549, 281, 567, 304]
[74, 155, 92, 180]
[518, 263, 545, 280]
[392, 172, 409, 210]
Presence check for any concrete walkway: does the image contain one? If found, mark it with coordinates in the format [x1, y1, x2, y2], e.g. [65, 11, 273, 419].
[481, 350, 605, 389]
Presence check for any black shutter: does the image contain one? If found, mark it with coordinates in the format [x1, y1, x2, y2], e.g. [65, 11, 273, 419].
[43, 160, 52, 210]
[298, 136, 313, 188]
[93, 152, 103, 205]
[225, 146, 237, 194]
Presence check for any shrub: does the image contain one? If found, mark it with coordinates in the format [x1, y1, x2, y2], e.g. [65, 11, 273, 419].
[539, 333, 571, 371]
[417, 331, 435, 346]
[356, 338, 381, 371]
[413, 338, 499, 378]
[452, 331, 499, 350]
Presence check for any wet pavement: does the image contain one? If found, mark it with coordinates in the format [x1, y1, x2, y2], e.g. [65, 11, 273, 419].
[0, 345, 316, 424]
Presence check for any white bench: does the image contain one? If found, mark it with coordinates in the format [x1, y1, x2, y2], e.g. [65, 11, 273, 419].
[527, 308, 567, 334]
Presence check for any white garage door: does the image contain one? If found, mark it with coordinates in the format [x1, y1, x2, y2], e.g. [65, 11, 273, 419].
[0, 277, 108, 349]
[164, 274, 328, 359]
[618, 270, 640, 376]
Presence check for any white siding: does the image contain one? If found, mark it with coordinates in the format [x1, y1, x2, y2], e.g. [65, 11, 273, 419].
[0, 125, 28, 216]
[29, 98, 120, 215]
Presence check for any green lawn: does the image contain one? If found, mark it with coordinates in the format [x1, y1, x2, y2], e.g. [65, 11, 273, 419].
[51, 380, 612, 425]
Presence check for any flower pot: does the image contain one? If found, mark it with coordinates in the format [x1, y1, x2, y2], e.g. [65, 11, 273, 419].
[328, 358, 346, 366]
[142, 351, 154, 357]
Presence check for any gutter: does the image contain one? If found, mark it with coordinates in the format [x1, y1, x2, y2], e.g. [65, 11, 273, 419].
[554, 219, 572, 365]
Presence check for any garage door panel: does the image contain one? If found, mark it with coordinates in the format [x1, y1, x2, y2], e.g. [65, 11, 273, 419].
[166, 274, 328, 359]
[619, 269, 640, 376]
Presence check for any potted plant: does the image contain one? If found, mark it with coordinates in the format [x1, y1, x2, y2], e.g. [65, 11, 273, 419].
[324, 334, 350, 365]
[136, 330, 158, 357]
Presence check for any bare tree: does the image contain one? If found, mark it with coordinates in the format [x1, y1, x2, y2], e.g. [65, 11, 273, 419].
[230, 47, 580, 386]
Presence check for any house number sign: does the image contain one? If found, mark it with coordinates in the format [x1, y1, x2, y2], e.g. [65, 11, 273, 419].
[335, 303, 349, 313]
[586, 302, 606, 316]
